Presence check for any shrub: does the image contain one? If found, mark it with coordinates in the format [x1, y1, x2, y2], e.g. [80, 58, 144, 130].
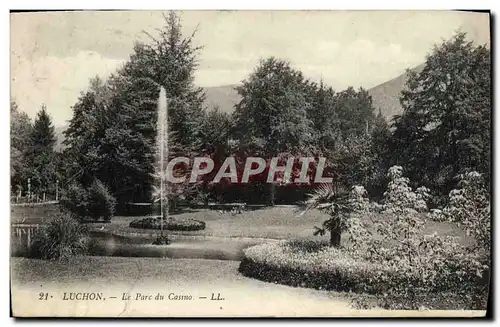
[129, 216, 206, 231]
[382, 166, 430, 214]
[285, 239, 329, 253]
[61, 180, 116, 221]
[239, 240, 489, 309]
[348, 185, 370, 213]
[240, 241, 384, 293]
[428, 208, 446, 222]
[441, 172, 490, 250]
[365, 171, 489, 310]
[88, 180, 116, 221]
[29, 211, 89, 260]
[263, 167, 490, 309]
[60, 183, 89, 220]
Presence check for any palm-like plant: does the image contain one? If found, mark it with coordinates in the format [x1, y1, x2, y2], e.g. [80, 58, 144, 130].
[300, 183, 352, 247]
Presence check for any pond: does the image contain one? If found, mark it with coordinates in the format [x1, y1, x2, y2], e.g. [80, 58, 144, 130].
[88, 232, 263, 260]
[11, 230, 265, 261]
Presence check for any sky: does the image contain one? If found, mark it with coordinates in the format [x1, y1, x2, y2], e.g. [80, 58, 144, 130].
[10, 10, 490, 126]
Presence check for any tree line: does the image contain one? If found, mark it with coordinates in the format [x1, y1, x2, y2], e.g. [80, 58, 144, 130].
[10, 12, 490, 213]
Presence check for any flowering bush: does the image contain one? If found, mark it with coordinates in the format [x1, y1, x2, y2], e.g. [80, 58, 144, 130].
[429, 208, 446, 222]
[441, 172, 490, 250]
[251, 167, 490, 309]
[362, 168, 489, 309]
[382, 166, 429, 214]
[349, 185, 370, 213]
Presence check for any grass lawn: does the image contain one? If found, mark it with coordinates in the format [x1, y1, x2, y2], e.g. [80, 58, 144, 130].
[86, 207, 471, 246]
[91, 207, 328, 240]
[11, 204, 472, 245]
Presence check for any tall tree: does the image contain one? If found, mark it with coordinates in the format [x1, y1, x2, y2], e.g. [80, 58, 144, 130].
[335, 86, 375, 139]
[10, 101, 32, 190]
[314, 86, 376, 189]
[366, 110, 391, 197]
[199, 105, 233, 157]
[25, 105, 57, 194]
[233, 57, 315, 204]
[306, 80, 340, 152]
[389, 32, 491, 194]
[63, 11, 205, 208]
[234, 57, 315, 156]
[121, 11, 206, 148]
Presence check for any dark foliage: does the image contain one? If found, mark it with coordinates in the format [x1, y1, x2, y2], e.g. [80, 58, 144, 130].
[388, 33, 491, 196]
[152, 235, 171, 245]
[29, 211, 89, 260]
[60, 180, 116, 221]
[129, 216, 206, 231]
[62, 11, 205, 207]
[22, 106, 58, 195]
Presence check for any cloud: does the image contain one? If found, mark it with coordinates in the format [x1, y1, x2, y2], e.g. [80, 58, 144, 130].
[11, 50, 125, 125]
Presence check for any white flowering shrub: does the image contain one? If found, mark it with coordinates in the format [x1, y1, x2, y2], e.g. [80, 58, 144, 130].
[343, 185, 372, 250]
[428, 208, 446, 221]
[441, 172, 490, 250]
[349, 185, 370, 213]
[382, 166, 430, 214]
[359, 168, 489, 309]
[369, 201, 384, 213]
[242, 168, 489, 310]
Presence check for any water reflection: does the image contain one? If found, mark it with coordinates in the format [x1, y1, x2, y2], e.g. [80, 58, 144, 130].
[12, 231, 261, 261]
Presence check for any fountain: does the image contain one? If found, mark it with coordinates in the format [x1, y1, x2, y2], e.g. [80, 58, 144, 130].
[152, 86, 170, 245]
[126, 87, 204, 237]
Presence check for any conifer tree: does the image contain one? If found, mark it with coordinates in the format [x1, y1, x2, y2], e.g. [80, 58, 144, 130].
[25, 105, 56, 194]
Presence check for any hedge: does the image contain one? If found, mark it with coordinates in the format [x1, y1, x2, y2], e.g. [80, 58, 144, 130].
[239, 241, 392, 294]
[238, 240, 489, 309]
[129, 216, 206, 231]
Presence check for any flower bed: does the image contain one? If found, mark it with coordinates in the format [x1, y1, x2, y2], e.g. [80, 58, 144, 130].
[129, 216, 206, 231]
[239, 240, 394, 294]
[238, 240, 488, 309]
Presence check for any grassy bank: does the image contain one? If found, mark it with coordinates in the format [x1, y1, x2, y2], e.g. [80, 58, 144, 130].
[11, 204, 470, 244]
[83, 207, 471, 246]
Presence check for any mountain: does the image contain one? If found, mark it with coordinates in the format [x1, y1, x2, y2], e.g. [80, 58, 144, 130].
[201, 64, 426, 119]
[53, 65, 424, 151]
[203, 84, 240, 113]
[368, 64, 425, 119]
